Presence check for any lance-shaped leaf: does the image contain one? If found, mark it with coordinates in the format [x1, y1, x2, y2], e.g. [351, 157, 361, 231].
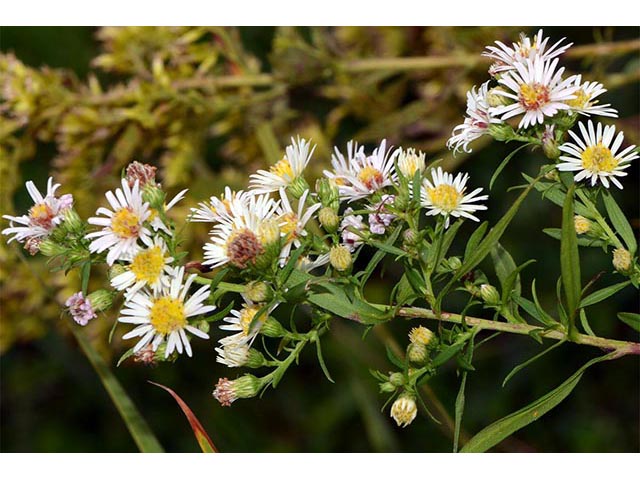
[149, 381, 217, 453]
[460, 352, 616, 452]
[579, 280, 631, 308]
[618, 312, 640, 332]
[72, 328, 164, 453]
[602, 191, 637, 254]
[560, 184, 581, 326]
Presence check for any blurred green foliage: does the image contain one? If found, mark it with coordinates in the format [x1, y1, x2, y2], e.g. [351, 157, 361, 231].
[0, 26, 638, 452]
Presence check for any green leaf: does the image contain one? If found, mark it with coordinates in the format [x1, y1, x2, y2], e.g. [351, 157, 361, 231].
[205, 301, 235, 323]
[116, 347, 135, 367]
[314, 337, 335, 383]
[490, 143, 530, 190]
[385, 345, 405, 369]
[491, 242, 518, 294]
[526, 175, 591, 217]
[579, 309, 596, 336]
[308, 292, 387, 324]
[460, 352, 615, 452]
[72, 328, 164, 452]
[579, 280, 631, 308]
[454, 330, 479, 453]
[560, 184, 581, 325]
[603, 191, 636, 254]
[502, 340, 565, 387]
[432, 330, 474, 368]
[368, 239, 406, 257]
[618, 312, 640, 332]
[543, 228, 606, 248]
[80, 260, 91, 295]
[149, 382, 217, 453]
[436, 219, 463, 267]
[464, 221, 488, 263]
[360, 225, 402, 288]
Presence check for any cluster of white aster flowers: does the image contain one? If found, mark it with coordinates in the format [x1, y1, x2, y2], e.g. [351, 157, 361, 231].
[447, 28, 636, 191]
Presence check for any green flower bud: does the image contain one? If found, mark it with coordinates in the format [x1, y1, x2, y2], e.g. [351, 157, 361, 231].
[244, 281, 272, 303]
[394, 194, 409, 212]
[407, 342, 428, 364]
[315, 178, 340, 210]
[62, 208, 83, 233]
[389, 372, 405, 387]
[87, 289, 115, 312]
[287, 176, 310, 200]
[245, 349, 267, 369]
[142, 183, 166, 210]
[488, 123, 515, 142]
[329, 245, 352, 272]
[409, 326, 434, 347]
[402, 229, 418, 246]
[318, 207, 339, 233]
[260, 317, 287, 338]
[38, 239, 67, 257]
[446, 256, 462, 271]
[379, 382, 397, 393]
[480, 284, 500, 305]
[196, 320, 210, 334]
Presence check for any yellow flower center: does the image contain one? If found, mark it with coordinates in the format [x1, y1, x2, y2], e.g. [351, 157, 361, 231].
[581, 143, 617, 173]
[566, 88, 589, 109]
[239, 306, 266, 336]
[358, 166, 384, 190]
[270, 158, 293, 180]
[29, 203, 55, 228]
[428, 185, 462, 213]
[130, 246, 165, 284]
[279, 212, 299, 242]
[519, 82, 550, 110]
[111, 207, 141, 239]
[149, 296, 186, 335]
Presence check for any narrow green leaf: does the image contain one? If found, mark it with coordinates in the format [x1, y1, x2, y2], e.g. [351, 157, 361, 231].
[116, 347, 135, 367]
[491, 242, 518, 294]
[368, 239, 406, 257]
[579, 309, 596, 336]
[579, 280, 631, 308]
[315, 337, 335, 383]
[560, 184, 581, 324]
[385, 345, 405, 369]
[279, 247, 304, 285]
[360, 225, 402, 288]
[543, 228, 606, 248]
[490, 143, 530, 190]
[501, 260, 535, 306]
[618, 312, 640, 332]
[464, 221, 488, 263]
[80, 261, 91, 295]
[603, 191, 637, 254]
[432, 331, 474, 368]
[526, 175, 591, 217]
[502, 340, 565, 387]
[72, 328, 164, 452]
[308, 292, 387, 324]
[149, 382, 217, 453]
[436, 219, 463, 267]
[205, 301, 235, 323]
[460, 352, 615, 452]
[454, 331, 478, 453]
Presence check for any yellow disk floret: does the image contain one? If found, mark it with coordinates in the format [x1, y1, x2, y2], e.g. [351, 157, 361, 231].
[150, 296, 186, 335]
[130, 246, 165, 284]
[428, 185, 462, 213]
[581, 143, 617, 173]
[111, 207, 141, 239]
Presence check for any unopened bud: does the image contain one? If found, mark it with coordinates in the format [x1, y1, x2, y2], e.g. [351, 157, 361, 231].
[316, 178, 340, 210]
[245, 281, 272, 303]
[197, 320, 210, 334]
[38, 239, 66, 257]
[544, 169, 560, 181]
[287, 176, 310, 200]
[394, 194, 408, 211]
[409, 326, 434, 347]
[245, 348, 267, 369]
[488, 123, 515, 142]
[542, 127, 561, 160]
[258, 219, 281, 247]
[445, 256, 462, 271]
[407, 342, 428, 364]
[612, 248, 632, 273]
[479, 284, 500, 305]
[87, 289, 115, 312]
[390, 394, 418, 428]
[318, 207, 339, 233]
[574, 215, 591, 235]
[213, 374, 264, 407]
[260, 317, 287, 338]
[403, 229, 418, 245]
[330, 245, 352, 272]
[379, 382, 397, 393]
[486, 87, 510, 107]
[62, 208, 83, 233]
[142, 183, 166, 210]
[389, 372, 405, 387]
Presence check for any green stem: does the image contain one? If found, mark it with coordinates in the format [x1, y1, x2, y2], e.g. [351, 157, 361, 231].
[395, 306, 640, 356]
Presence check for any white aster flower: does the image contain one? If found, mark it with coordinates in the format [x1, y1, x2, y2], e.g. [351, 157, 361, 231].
[276, 188, 322, 266]
[324, 139, 398, 202]
[118, 266, 214, 358]
[2, 177, 73, 253]
[447, 81, 500, 154]
[189, 187, 250, 223]
[491, 57, 579, 129]
[557, 120, 638, 189]
[219, 302, 271, 347]
[566, 75, 618, 118]
[396, 147, 426, 178]
[340, 207, 367, 251]
[249, 137, 315, 194]
[215, 340, 251, 368]
[483, 29, 572, 76]
[85, 179, 152, 265]
[202, 193, 279, 269]
[420, 167, 488, 228]
[110, 236, 175, 299]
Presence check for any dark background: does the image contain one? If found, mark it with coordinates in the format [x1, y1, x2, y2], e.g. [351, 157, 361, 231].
[0, 26, 638, 452]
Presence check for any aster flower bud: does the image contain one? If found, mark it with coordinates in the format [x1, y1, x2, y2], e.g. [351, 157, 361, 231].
[62, 208, 83, 233]
[612, 248, 632, 273]
[287, 175, 311, 200]
[574, 215, 591, 235]
[479, 284, 500, 305]
[196, 320, 210, 334]
[379, 382, 397, 393]
[409, 326, 434, 347]
[445, 256, 462, 271]
[260, 317, 287, 338]
[318, 207, 339, 233]
[213, 375, 265, 406]
[397, 147, 426, 178]
[488, 123, 515, 142]
[87, 289, 115, 312]
[125, 161, 157, 188]
[245, 348, 267, 369]
[316, 178, 340, 211]
[107, 263, 128, 281]
[142, 183, 166, 210]
[389, 372, 405, 387]
[542, 126, 561, 160]
[402, 229, 418, 246]
[390, 394, 418, 428]
[407, 342, 428, 364]
[329, 245, 352, 272]
[544, 169, 560, 181]
[245, 281, 272, 303]
[38, 238, 67, 257]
